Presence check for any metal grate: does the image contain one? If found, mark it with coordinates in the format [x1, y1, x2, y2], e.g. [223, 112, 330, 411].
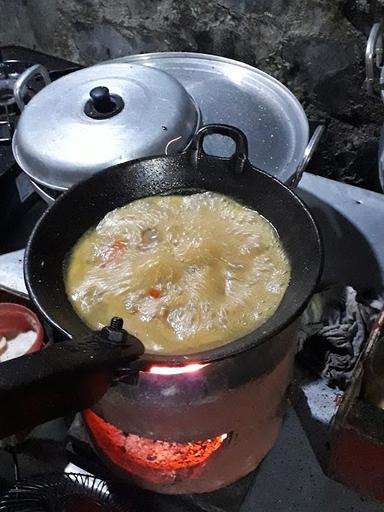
[0, 473, 131, 511]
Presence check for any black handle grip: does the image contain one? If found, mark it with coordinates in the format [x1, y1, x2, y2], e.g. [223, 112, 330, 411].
[0, 329, 144, 439]
[190, 124, 249, 174]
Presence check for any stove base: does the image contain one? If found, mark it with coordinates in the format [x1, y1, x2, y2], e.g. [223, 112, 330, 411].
[67, 414, 256, 512]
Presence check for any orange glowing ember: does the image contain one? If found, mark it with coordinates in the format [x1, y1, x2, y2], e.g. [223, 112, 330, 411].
[149, 363, 208, 375]
[84, 410, 227, 474]
[123, 431, 227, 470]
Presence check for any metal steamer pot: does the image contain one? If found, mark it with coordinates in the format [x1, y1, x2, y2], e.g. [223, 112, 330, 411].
[12, 54, 324, 204]
[12, 62, 200, 203]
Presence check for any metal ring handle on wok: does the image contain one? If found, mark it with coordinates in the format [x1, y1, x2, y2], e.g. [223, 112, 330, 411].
[24, 123, 323, 366]
[190, 123, 248, 175]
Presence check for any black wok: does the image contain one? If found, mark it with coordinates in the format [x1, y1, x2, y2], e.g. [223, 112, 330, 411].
[24, 124, 322, 365]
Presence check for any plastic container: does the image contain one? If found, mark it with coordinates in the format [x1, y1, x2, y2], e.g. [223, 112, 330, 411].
[0, 302, 44, 359]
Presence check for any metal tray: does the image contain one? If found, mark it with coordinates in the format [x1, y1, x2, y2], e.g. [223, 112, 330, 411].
[106, 52, 309, 184]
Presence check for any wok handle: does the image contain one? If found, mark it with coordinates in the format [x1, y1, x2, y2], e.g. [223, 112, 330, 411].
[0, 329, 144, 439]
[190, 124, 249, 175]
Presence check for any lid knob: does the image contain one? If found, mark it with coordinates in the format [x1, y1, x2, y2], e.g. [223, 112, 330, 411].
[84, 86, 124, 120]
[90, 86, 115, 113]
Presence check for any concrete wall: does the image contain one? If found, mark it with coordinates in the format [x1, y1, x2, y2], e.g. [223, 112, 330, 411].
[1, 0, 383, 190]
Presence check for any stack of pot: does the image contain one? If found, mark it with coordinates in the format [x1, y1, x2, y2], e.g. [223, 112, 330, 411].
[11, 53, 322, 203]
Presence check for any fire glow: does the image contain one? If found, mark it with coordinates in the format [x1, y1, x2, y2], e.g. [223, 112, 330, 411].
[83, 410, 228, 474]
[123, 431, 228, 471]
[149, 363, 208, 375]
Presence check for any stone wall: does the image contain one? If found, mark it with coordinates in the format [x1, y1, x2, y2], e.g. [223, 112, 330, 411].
[1, 0, 384, 190]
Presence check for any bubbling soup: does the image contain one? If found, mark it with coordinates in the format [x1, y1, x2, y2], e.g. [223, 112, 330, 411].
[65, 192, 290, 354]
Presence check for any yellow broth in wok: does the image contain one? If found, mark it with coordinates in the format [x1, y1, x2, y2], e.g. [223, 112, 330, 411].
[65, 192, 290, 354]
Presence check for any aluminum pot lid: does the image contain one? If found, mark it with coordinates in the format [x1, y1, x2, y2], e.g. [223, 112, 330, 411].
[106, 52, 310, 184]
[12, 63, 200, 190]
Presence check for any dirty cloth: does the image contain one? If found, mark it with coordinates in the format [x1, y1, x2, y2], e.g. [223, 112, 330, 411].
[297, 286, 384, 390]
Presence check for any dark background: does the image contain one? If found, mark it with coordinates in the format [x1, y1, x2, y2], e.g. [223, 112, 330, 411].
[1, 0, 384, 191]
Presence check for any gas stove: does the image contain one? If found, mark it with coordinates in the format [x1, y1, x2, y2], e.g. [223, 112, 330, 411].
[0, 60, 22, 144]
[0, 46, 81, 255]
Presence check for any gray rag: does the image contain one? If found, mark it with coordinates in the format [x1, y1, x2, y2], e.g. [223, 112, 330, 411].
[297, 286, 384, 389]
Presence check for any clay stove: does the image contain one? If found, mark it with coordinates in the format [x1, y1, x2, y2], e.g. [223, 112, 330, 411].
[70, 323, 297, 495]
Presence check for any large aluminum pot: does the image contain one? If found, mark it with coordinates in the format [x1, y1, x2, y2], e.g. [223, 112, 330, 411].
[108, 52, 325, 187]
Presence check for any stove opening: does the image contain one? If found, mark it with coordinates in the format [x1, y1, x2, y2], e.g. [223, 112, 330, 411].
[148, 363, 208, 375]
[84, 410, 228, 481]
